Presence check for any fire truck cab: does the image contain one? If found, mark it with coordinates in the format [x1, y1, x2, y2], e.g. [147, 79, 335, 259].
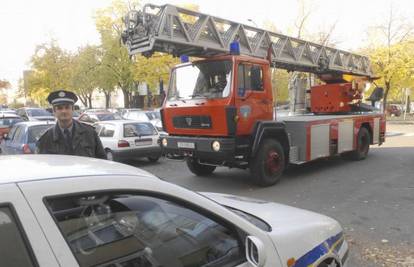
[160, 54, 385, 186]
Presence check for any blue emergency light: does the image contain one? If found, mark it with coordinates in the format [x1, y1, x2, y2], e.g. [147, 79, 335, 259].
[230, 41, 240, 55]
[180, 55, 189, 63]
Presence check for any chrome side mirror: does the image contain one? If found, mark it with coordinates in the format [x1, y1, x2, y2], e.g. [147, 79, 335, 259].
[245, 236, 267, 267]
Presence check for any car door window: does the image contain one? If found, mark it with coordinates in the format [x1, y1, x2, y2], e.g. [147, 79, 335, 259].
[99, 124, 115, 137]
[237, 64, 264, 92]
[79, 115, 91, 123]
[11, 126, 24, 144]
[46, 192, 246, 267]
[7, 125, 18, 140]
[0, 205, 38, 267]
[95, 124, 103, 135]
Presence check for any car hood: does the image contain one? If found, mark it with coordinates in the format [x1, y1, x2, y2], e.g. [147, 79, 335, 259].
[201, 192, 344, 266]
[30, 116, 55, 121]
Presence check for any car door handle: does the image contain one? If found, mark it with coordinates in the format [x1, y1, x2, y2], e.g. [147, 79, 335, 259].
[169, 104, 178, 107]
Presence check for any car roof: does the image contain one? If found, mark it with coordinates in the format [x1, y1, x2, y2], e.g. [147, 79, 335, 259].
[20, 107, 45, 110]
[14, 121, 55, 127]
[85, 111, 115, 115]
[0, 113, 20, 118]
[0, 155, 155, 185]
[96, 120, 151, 125]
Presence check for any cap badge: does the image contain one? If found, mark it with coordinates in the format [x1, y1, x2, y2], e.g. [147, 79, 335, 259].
[58, 91, 66, 97]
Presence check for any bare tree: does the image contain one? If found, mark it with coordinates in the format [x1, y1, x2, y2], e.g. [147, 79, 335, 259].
[366, 4, 414, 111]
[294, 0, 313, 38]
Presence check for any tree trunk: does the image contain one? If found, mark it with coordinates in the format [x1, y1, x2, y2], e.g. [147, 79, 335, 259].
[121, 88, 130, 108]
[104, 92, 111, 108]
[382, 80, 391, 113]
[87, 95, 93, 109]
[78, 95, 88, 107]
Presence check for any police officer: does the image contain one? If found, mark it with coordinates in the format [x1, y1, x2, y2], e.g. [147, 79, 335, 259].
[37, 90, 106, 159]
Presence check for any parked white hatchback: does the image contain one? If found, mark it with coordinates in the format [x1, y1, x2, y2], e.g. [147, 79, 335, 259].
[95, 120, 162, 162]
[0, 155, 349, 267]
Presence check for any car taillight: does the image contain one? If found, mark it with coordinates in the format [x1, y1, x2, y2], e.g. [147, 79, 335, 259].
[22, 144, 32, 154]
[118, 140, 130, 148]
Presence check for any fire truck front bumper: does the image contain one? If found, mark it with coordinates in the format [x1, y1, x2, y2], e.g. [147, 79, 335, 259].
[160, 136, 236, 162]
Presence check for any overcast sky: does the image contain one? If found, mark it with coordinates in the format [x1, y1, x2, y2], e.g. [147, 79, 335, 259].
[1, 0, 413, 90]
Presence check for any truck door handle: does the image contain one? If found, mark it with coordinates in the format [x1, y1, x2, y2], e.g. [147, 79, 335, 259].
[261, 99, 270, 104]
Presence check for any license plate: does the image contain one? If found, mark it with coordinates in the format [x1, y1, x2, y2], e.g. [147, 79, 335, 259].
[135, 139, 152, 146]
[177, 142, 195, 149]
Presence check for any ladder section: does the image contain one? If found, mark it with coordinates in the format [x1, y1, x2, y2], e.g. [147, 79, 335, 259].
[122, 4, 373, 77]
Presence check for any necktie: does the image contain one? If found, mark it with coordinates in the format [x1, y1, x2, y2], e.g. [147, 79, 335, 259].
[63, 128, 74, 154]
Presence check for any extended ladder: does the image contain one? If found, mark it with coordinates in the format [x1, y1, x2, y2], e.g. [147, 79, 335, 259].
[122, 4, 373, 77]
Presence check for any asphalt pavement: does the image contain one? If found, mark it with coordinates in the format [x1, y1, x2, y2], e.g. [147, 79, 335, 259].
[126, 123, 414, 267]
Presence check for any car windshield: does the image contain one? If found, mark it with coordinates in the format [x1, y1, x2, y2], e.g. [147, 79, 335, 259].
[28, 125, 53, 143]
[0, 118, 23, 128]
[97, 113, 122, 121]
[27, 109, 52, 117]
[168, 60, 232, 100]
[126, 112, 150, 121]
[124, 122, 156, 137]
[226, 206, 271, 232]
[146, 111, 160, 120]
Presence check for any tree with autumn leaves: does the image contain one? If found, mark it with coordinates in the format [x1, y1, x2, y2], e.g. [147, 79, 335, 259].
[25, 0, 177, 108]
[0, 79, 11, 105]
[23, 1, 414, 110]
[361, 6, 414, 111]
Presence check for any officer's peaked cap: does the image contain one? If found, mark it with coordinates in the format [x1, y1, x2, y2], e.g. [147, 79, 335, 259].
[47, 90, 78, 106]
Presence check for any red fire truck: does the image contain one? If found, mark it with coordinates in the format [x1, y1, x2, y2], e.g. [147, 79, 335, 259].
[122, 4, 386, 186]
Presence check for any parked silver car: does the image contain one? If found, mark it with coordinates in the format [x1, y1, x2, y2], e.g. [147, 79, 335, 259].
[94, 120, 161, 162]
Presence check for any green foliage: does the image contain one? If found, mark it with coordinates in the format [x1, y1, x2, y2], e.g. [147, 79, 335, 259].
[70, 45, 101, 107]
[272, 69, 289, 104]
[26, 41, 73, 106]
[133, 54, 178, 93]
[363, 39, 414, 105]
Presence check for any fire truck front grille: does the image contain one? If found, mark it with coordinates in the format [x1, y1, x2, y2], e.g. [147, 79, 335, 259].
[173, 115, 212, 129]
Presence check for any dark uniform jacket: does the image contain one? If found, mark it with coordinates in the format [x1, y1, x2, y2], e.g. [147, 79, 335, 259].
[37, 120, 106, 159]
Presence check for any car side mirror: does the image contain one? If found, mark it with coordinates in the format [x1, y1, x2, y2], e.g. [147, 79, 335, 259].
[245, 236, 267, 267]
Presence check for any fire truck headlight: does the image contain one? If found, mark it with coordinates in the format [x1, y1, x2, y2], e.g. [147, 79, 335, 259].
[161, 138, 168, 147]
[212, 141, 221, 152]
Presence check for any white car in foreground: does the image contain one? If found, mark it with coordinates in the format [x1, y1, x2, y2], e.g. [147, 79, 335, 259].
[0, 155, 349, 267]
[94, 120, 162, 162]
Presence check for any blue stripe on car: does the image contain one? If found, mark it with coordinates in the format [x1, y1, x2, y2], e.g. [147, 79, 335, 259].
[293, 232, 344, 267]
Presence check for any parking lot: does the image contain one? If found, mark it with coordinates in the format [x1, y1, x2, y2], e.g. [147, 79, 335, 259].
[119, 123, 414, 267]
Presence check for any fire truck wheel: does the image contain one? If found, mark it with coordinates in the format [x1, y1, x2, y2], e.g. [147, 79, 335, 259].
[344, 127, 370, 161]
[186, 158, 216, 176]
[251, 139, 285, 187]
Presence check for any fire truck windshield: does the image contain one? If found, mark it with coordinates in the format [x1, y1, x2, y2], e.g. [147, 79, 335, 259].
[168, 60, 232, 101]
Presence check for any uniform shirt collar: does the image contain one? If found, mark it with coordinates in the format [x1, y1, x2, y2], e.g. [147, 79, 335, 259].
[58, 120, 74, 135]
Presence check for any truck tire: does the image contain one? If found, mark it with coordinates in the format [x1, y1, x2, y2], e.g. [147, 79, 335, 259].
[344, 127, 370, 161]
[147, 156, 160, 163]
[186, 158, 216, 176]
[250, 139, 285, 186]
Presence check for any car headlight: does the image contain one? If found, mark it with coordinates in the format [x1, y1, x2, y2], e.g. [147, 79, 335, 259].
[161, 138, 168, 147]
[212, 140, 220, 152]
